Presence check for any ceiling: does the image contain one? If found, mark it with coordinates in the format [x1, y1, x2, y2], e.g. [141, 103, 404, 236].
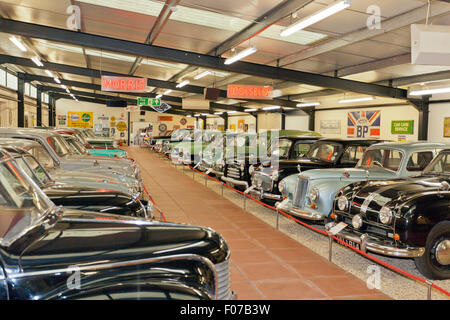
[0, 0, 450, 115]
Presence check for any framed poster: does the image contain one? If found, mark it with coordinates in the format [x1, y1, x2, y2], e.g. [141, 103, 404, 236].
[320, 120, 341, 134]
[237, 119, 245, 132]
[444, 118, 450, 137]
[347, 110, 380, 138]
[68, 112, 93, 128]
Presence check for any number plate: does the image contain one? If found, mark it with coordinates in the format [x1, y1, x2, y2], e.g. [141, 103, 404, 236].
[335, 235, 361, 250]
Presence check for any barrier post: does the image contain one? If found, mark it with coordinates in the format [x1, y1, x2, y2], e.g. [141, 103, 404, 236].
[204, 174, 207, 187]
[243, 192, 246, 210]
[426, 281, 432, 300]
[221, 182, 224, 196]
[328, 235, 333, 262]
[276, 209, 280, 230]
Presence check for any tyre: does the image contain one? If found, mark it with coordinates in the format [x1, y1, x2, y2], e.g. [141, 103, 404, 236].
[414, 221, 450, 280]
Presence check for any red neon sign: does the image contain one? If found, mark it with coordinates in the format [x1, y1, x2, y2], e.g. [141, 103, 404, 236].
[101, 76, 147, 92]
[227, 84, 273, 100]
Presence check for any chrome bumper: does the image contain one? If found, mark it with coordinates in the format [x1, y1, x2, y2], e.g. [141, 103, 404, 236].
[248, 188, 281, 201]
[276, 200, 325, 221]
[325, 223, 425, 258]
[221, 176, 248, 188]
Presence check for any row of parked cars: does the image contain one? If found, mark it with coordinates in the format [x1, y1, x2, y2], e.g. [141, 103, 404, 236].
[147, 128, 450, 280]
[0, 127, 233, 300]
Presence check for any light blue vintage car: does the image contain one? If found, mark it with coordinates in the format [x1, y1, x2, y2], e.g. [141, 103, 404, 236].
[276, 142, 450, 222]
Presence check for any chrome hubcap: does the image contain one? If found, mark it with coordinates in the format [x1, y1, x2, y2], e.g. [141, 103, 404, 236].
[435, 239, 450, 266]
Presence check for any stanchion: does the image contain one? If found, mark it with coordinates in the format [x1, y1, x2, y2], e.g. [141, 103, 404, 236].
[243, 193, 246, 211]
[204, 174, 207, 187]
[427, 281, 433, 300]
[221, 182, 224, 196]
[328, 235, 333, 262]
[276, 208, 280, 230]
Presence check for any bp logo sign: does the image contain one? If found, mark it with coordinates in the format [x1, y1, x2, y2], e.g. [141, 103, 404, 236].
[81, 113, 91, 122]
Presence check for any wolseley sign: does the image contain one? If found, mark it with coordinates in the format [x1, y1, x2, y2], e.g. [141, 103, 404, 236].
[227, 84, 272, 100]
[101, 76, 146, 92]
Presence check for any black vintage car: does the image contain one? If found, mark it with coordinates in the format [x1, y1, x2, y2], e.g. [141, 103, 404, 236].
[249, 138, 382, 203]
[2, 145, 152, 219]
[0, 149, 232, 299]
[329, 149, 450, 280]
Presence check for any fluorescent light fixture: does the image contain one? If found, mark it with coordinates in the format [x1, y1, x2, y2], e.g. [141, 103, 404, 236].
[186, 115, 192, 118]
[194, 114, 201, 117]
[201, 113, 209, 116]
[54, 78, 61, 84]
[338, 96, 374, 104]
[164, 89, 172, 95]
[262, 106, 281, 111]
[224, 46, 257, 65]
[70, 94, 75, 97]
[214, 112, 223, 115]
[296, 102, 320, 107]
[176, 80, 190, 88]
[244, 108, 257, 112]
[9, 36, 27, 52]
[45, 70, 54, 77]
[65, 88, 70, 93]
[61, 84, 67, 89]
[31, 57, 44, 67]
[227, 111, 237, 114]
[409, 87, 450, 96]
[281, 0, 351, 37]
[194, 70, 212, 80]
[156, 94, 162, 99]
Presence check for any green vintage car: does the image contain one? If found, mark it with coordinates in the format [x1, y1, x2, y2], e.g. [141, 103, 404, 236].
[171, 130, 224, 165]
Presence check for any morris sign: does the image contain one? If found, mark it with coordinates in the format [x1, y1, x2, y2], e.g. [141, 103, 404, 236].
[227, 84, 273, 100]
[101, 76, 146, 92]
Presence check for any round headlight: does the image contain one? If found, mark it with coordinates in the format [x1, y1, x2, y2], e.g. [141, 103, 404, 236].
[337, 195, 348, 211]
[379, 206, 393, 225]
[309, 187, 319, 202]
[352, 214, 363, 229]
[279, 180, 286, 195]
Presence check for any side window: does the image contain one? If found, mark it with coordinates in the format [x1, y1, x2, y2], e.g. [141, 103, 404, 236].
[384, 150, 403, 171]
[407, 152, 434, 172]
[292, 143, 311, 158]
[341, 146, 366, 165]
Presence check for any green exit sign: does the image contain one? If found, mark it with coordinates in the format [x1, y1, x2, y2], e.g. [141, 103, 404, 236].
[137, 97, 161, 106]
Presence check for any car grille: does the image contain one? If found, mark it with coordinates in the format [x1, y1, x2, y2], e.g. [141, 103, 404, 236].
[226, 165, 241, 179]
[293, 177, 308, 209]
[338, 210, 393, 238]
[215, 259, 232, 300]
[253, 173, 273, 192]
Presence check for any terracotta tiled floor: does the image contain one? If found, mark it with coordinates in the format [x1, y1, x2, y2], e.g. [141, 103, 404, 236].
[126, 147, 390, 300]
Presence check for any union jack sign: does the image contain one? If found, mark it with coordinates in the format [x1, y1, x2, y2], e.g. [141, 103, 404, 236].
[347, 110, 381, 138]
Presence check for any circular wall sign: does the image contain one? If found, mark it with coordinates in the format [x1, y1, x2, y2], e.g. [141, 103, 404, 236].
[180, 118, 187, 125]
[81, 113, 91, 122]
[116, 121, 127, 132]
[159, 123, 167, 133]
[70, 113, 79, 122]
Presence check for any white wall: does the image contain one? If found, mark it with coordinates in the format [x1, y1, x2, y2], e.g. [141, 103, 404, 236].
[315, 105, 419, 141]
[428, 102, 450, 142]
[285, 111, 310, 131]
[257, 113, 281, 131]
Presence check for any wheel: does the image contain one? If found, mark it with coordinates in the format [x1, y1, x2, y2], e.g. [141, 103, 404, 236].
[414, 221, 450, 280]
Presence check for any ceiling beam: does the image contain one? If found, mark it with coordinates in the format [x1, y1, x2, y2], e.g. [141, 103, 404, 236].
[0, 18, 408, 100]
[129, 0, 180, 75]
[277, 2, 450, 67]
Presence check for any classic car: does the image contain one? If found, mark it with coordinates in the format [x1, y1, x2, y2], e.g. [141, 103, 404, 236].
[55, 128, 128, 158]
[0, 148, 233, 299]
[328, 148, 450, 279]
[171, 130, 223, 165]
[222, 133, 321, 190]
[276, 142, 446, 222]
[1, 144, 152, 219]
[77, 127, 118, 149]
[0, 138, 143, 197]
[159, 128, 195, 155]
[249, 138, 382, 203]
[0, 128, 141, 182]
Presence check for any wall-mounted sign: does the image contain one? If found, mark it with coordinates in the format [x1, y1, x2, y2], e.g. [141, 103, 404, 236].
[101, 76, 146, 92]
[151, 102, 172, 113]
[180, 118, 187, 125]
[111, 116, 116, 122]
[347, 110, 381, 138]
[125, 105, 139, 112]
[116, 121, 127, 132]
[98, 116, 109, 121]
[444, 118, 450, 137]
[159, 116, 173, 122]
[137, 97, 161, 106]
[159, 123, 167, 134]
[320, 120, 341, 134]
[391, 120, 414, 135]
[227, 84, 273, 100]
[68, 111, 93, 128]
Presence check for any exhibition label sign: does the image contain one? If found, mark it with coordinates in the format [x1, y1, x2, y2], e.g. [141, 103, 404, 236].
[227, 84, 273, 100]
[101, 76, 146, 92]
[68, 111, 93, 128]
[347, 110, 381, 138]
[137, 97, 161, 106]
[391, 120, 414, 134]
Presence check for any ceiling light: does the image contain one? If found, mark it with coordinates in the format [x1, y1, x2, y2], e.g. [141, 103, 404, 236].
[201, 113, 209, 116]
[214, 112, 223, 115]
[31, 56, 44, 67]
[176, 80, 190, 88]
[194, 114, 200, 117]
[9, 36, 27, 52]
[186, 115, 192, 118]
[227, 111, 237, 114]
[45, 70, 54, 77]
[409, 87, 450, 96]
[194, 70, 212, 80]
[281, 0, 351, 37]
[245, 108, 257, 112]
[164, 89, 172, 95]
[338, 96, 374, 104]
[224, 46, 257, 65]
[61, 84, 67, 89]
[156, 94, 162, 99]
[262, 106, 281, 111]
[297, 102, 320, 107]
[54, 78, 61, 84]
[66, 88, 70, 93]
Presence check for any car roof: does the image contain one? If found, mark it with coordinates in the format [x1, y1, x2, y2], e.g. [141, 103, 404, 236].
[315, 138, 382, 145]
[0, 127, 59, 139]
[279, 135, 321, 140]
[0, 137, 41, 150]
[367, 141, 450, 151]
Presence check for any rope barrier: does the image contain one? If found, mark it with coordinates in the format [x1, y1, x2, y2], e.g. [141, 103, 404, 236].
[148, 146, 450, 298]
